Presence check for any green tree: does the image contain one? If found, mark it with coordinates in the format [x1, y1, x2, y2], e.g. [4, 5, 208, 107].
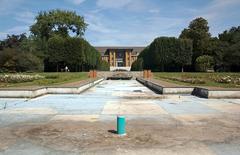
[140, 37, 192, 72]
[30, 9, 87, 39]
[0, 48, 18, 72]
[64, 37, 86, 71]
[0, 33, 27, 49]
[0, 48, 43, 72]
[97, 60, 110, 71]
[15, 52, 43, 72]
[195, 55, 214, 72]
[47, 35, 65, 72]
[131, 58, 144, 71]
[175, 39, 193, 72]
[219, 26, 240, 71]
[180, 17, 211, 66]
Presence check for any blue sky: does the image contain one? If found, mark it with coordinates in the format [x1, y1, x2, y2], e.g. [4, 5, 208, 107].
[0, 0, 240, 46]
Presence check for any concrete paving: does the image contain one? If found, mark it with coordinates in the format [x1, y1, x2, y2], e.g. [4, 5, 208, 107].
[0, 80, 240, 154]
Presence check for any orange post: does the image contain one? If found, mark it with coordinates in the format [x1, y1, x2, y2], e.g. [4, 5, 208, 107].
[143, 70, 148, 78]
[147, 70, 152, 78]
[93, 70, 97, 78]
[89, 70, 94, 78]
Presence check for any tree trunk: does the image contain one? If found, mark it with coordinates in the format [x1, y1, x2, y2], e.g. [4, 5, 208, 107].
[181, 66, 184, 72]
[56, 63, 59, 72]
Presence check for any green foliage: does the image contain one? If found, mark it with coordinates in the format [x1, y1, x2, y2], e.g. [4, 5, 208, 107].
[0, 48, 43, 72]
[195, 55, 214, 72]
[3, 33, 27, 48]
[219, 26, 240, 71]
[97, 60, 110, 71]
[47, 35, 65, 63]
[30, 9, 87, 39]
[174, 39, 193, 72]
[16, 52, 43, 72]
[179, 17, 211, 64]
[139, 37, 193, 72]
[45, 35, 101, 72]
[131, 58, 143, 71]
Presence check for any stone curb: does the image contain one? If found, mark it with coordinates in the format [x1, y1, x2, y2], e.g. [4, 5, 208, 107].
[137, 78, 240, 99]
[0, 78, 104, 98]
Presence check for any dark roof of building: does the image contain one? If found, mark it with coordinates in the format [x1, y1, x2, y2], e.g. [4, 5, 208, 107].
[95, 46, 145, 56]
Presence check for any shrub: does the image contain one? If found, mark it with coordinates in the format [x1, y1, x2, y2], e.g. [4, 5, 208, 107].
[131, 58, 143, 71]
[195, 55, 214, 72]
[97, 60, 110, 71]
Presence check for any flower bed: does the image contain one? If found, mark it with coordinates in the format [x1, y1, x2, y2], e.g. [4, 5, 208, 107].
[0, 74, 44, 83]
[165, 77, 206, 84]
[211, 76, 240, 85]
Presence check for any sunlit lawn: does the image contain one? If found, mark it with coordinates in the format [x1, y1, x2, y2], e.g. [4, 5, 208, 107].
[0, 72, 88, 88]
[153, 72, 240, 88]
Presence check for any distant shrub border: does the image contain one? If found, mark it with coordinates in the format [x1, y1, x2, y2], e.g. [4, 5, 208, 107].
[0, 74, 44, 83]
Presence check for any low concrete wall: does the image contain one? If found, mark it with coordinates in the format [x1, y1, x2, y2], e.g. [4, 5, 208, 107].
[110, 67, 131, 71]
[163, 87, 194, 94]
[137, 78, 163, 94]
[137, 78, 240, 98]
[137, 78, 193, 94]
[98, 71, 143, 79]
[208, 90, 240, 99]
[0, 78, 104, 98]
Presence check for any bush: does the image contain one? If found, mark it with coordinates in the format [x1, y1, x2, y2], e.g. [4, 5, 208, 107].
[97, 60, 110, 71]
[131, 58, 143, 71]
[195, 55, 214, 72]
[16, 52, 43, 72]
[0, 48, 43, 72]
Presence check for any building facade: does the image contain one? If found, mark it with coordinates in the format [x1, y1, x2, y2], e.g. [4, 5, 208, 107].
[95, 47, 145, 71]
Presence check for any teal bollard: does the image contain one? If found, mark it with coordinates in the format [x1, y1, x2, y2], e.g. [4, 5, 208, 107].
[117, 116, 126, 136]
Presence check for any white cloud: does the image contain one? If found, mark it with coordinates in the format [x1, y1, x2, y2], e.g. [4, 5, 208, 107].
[15, 11, 36, 24]
[5, 25, 29, 34]
[85, 10, 185, 46]
[84, 13, 118, 33]
[66, 0, 86, 5]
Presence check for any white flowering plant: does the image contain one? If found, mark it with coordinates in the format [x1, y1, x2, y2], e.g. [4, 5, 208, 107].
[0, 74, 44, 83]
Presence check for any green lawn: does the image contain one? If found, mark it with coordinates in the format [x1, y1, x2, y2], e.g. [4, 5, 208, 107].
[0, 72, 88, 88]
[153, 72, 240, 88]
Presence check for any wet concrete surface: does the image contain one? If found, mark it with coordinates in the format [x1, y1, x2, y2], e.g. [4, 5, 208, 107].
[0, 80, 240, 154]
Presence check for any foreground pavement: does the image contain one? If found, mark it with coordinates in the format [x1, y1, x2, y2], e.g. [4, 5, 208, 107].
[0, 80, 240, 155]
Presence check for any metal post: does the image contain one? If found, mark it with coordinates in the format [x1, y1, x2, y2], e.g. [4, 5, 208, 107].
[117, 115, 126, 136]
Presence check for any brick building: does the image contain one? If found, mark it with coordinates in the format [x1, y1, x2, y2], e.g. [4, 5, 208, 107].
[95, 47, 145, 71]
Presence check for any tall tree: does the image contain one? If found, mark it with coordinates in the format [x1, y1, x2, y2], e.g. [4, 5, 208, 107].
[64, 37, 86, 71]
[179, 17, 211, 66]
[30, 9, 87, 40]
[218, 26, 240, 71]
[175, 39, 193, 72]
[47, 35, 65, 72]
[138, 37, 192, 72]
